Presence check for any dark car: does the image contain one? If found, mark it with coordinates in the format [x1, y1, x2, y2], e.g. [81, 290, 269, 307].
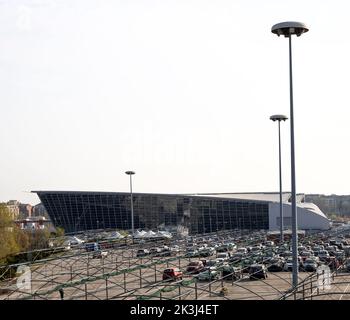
[150, 247, 162, 255]
[303, 258, 319, 272]
[186, 261, 205, 274]
[136, 249, 150, 257]
[222, 265, 243, 281]
[267, 258, 285, 272]
[249, 264, 268, 280]
[162, 268, 183, 281]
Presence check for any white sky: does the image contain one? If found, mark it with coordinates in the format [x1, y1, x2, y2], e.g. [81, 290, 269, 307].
[1, 0, 350, 205]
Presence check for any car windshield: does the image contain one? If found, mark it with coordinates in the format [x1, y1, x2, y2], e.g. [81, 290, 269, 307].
[164, 269, 174, 273]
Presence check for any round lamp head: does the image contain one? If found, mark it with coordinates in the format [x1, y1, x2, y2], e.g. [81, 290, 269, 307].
[125, 171, 135, 175]
[271, 21, 309, 37]
[270, 114, 288, 122]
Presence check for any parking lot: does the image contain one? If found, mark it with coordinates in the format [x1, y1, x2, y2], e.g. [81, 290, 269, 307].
[2, 225, 350, 300]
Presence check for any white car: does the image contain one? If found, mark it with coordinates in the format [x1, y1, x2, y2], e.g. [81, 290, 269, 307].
[217, 252, 230, 261]
[237, 248, 248, 255]
[93, 250, 108, 259]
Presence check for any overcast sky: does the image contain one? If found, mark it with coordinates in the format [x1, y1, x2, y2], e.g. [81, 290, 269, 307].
[1, 0, 350, 205]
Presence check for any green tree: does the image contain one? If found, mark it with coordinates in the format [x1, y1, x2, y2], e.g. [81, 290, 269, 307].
[0, 204, 20, 264]
[54, 227, 65, 238]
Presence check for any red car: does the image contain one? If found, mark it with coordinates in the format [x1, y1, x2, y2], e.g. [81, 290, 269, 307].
[162, 268, 183, 281]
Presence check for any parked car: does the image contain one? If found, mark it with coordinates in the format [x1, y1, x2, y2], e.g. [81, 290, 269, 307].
[195, 267, 219, 281]
[345, 260, 350, 272]
[236, 247, 248, 255]
[93, 250, 108, 259]
[328, 257, 340, 271]
[186, 261, 205, 274]
[158, 247, 172, 257]
[162, 268, 183, 281]
[230, 253, 245, 264]
[299, 251, 311, 260]
[85, 242, 99, 252]
[249, 264, 268, 280]
[303, 258, 319, 272]
[267, 258, 285, 272]
[334, 250, 345, 262]
[318, 250, 330, 262]
[206, 259, 220, 267]
[217, 252, 230, 261]
[136, 249, 150, 257]
[216, 244, 230, 253]
[284, 258, 302, 271]
[150, 247, 162, 255]
[199, 248, 215, 257]
[222, 265, 243, 280]
[265, 241, 275, 247]
[185, 250, 200, 257]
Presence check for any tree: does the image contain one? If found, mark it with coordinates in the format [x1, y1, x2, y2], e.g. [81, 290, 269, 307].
[54, 227, 65, 238]
[0, 204, 20, 264]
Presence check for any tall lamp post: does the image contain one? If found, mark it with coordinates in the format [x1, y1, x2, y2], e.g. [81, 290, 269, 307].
[270, 114, 288, 243]
[125, 171, 135, 243]
[271, 21, 309, 288]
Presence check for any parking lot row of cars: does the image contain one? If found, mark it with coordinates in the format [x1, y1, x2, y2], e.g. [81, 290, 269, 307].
[158, 229, 350, 284]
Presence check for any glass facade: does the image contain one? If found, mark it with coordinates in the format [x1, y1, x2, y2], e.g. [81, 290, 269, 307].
[36, 192, 269, 234]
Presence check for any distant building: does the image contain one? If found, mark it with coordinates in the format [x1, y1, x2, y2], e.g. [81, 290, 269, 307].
[33, 203, 49, 218]
[18, 203, 33, 219]
[6, 200, 20, 220]
[305, 194, 350, 216]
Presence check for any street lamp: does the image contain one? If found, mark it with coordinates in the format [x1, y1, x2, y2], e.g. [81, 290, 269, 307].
[270, 114, 288, 243]
[271, 21, 309, 288]
[125, 170, 135, 243]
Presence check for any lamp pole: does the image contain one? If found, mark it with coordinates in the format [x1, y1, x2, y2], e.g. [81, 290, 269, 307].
[270, 114, 288, 243]
[125, 171, 135, 243]
[271, 21, 309, 288]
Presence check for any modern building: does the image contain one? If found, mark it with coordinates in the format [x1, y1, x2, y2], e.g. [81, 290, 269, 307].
[32, 191, 331, 234]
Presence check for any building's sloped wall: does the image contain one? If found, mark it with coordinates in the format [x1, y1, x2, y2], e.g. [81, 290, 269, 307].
[268, 202, 331, 231]
[36, 192, 270, 234]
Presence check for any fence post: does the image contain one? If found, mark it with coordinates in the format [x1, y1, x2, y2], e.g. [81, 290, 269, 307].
[85, 283, 88, 300]
[70, 266, 73, 282]
[302, 283, 305, 300]
[322, 270, 325, 290]
[105, 278, 108, 300]
[154, 265, 157, 282]
[124, 271, 127, 293]
[178, 257, 181, 269]
[195, 281, 198, 300]
[139, 268, 142, 288]
[116, 256, 118, 271]
[310, 277, 313, 300]
[209, 282, 212, 297]
[178, 285, 181, 300]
